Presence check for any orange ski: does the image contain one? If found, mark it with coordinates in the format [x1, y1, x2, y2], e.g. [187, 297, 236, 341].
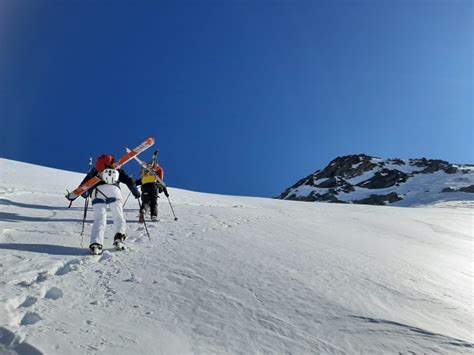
[66, 137, 155, 202]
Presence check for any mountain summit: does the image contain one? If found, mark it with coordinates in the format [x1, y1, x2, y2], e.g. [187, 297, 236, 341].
[278, 154, 474, 207]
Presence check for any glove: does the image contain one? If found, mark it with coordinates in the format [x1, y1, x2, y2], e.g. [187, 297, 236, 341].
[155, 182, 164, 193]
[65, 192, 76, 201]
[134, 191, 141, 199]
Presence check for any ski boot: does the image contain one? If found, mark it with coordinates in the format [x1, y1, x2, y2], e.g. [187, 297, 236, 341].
[151, 215, 158, 222]
[113, 233, 126, 251]
[89, 243, 103, 255]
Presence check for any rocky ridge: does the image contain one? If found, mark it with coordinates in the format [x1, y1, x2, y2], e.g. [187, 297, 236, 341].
[278, 154, 474, 206]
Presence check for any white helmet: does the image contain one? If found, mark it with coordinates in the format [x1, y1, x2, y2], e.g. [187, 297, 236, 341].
[102, 169, 120, 184]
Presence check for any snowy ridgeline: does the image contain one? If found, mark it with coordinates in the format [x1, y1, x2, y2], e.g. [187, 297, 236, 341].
[0, 158, 473, 354]
[279, 154, 474, 208]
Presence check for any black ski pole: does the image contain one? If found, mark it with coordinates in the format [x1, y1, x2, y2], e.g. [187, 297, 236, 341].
[80, 157, 93, 246]
[123, 191, 132, 208]
[137, 199, 151, 242]
[163, 187, 178, 221]
[80, 197, 89, 247]
[67, 190, 73, 208]
[156, 194, 159, 220]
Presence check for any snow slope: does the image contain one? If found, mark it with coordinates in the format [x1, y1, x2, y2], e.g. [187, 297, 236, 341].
[0, 158, 473, 354]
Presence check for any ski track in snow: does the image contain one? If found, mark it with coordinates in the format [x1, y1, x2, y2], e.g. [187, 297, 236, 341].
[0, 158, 473, 354]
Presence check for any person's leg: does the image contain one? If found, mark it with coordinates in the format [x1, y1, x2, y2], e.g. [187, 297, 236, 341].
[90, 200, 107, 248]
[109, 199, 127, 241]
[149, 188, 158, 219]
[141, 184, 153, 217]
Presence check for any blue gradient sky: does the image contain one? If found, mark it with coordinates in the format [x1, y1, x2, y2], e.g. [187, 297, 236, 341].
[1, 0, 472, 197]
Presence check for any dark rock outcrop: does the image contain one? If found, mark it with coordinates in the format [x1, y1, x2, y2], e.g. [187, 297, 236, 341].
[387, 158, 405, 165]
[459, 185, 474, 193]
[317, 154, 376, 180]
[357, 169, 409, 189]
[354, 192, 402, 205]
[410, 158, 458, 174]
[278, 154, 473, 206]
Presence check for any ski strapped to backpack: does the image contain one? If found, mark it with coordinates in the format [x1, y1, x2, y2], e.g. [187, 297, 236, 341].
[140, 150, 161, 185]
[125, 147, 167, 194]
[65, 137, 155, 203]
[125, 147, 178, 221]
[150, 150, 159, 169]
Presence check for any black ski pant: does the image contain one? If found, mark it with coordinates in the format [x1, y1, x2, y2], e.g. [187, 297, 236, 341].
[140, 183, 158, 217]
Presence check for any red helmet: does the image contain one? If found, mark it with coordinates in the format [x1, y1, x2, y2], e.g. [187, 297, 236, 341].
[96, 154, 115, 172]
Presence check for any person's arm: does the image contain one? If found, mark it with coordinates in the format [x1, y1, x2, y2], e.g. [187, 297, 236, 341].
[154, 166, 165, 192]
[80, 168, 98, 198]
[119, 170, 140, 198]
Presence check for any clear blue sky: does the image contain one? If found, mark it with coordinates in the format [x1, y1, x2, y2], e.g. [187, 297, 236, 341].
[1, 0, 472, 197]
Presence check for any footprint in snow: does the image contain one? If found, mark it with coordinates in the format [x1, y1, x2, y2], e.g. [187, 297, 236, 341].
[44, 287, 63, 300]
[99, 251, 114, 262]
[18, 296, 38, 308]
[123, 274, 142, 283]
[20, 312, 42, 326]
[55, 259, 82, 276]
[16, 271, 49, 287]
[0, 326, 42, 354]
[18, 259, 81, 288]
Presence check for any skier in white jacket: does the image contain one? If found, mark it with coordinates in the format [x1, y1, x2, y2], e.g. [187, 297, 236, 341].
[81, 154, 140, 255]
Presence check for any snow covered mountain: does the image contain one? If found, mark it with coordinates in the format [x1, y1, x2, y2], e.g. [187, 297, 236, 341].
[0, 158, 473, 354]
[279, 154, 474, 207]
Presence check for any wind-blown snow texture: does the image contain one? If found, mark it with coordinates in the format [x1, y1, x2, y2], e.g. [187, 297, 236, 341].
[0, 158, 473, 354]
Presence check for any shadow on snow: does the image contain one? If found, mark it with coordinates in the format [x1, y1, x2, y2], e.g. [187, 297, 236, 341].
[0, 198, 83, 211]
[0, 243, 86, 256]
[0, 198, 139, 213]
[0, 326, 42, 355]
[0, 212, 83, 223]
[0, 212, 140, 224]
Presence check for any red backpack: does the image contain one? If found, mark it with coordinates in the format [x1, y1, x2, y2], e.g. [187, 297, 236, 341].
[155, 165, 164, 180]
[96, 154, 115, 172]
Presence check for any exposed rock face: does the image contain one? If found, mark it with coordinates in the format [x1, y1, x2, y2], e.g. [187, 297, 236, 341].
[354, 192, 402, 205]
[410, 158, 458, 174]
[459, 185, 474, 193]
[278, 154, 474, 206]
[317, 154, 376, 179]
[357, 169, 409, 189]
